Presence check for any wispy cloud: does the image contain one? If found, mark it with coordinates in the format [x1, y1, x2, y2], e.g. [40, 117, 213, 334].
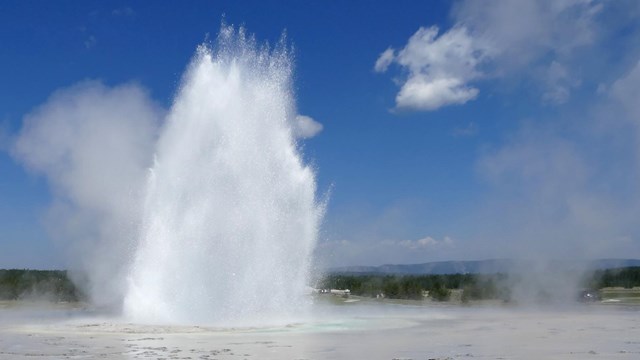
[395, 236, 454, 250]
[471, 56, 640, 261]
[609, 60, 640, 118]
[375, 26, 490, 111]
[0, 118, 11, 151]
[374, 48, 395, 73]
[112, 7, 135, 17]
[84, 35, 97, 49]
[317, 235, 455, 267]
[377, 0, 604, 111]
[452, 122, 478, 137]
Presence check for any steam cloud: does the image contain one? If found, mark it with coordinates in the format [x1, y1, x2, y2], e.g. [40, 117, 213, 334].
[293, 115, 323, 139]
[12, 81, 161, 307]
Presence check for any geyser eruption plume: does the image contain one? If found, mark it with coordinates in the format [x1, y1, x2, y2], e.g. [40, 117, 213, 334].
[12, 24, 322, 324]
[123, 26, 322, 324]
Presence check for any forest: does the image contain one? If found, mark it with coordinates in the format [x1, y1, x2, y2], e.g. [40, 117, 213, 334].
[0, 269, 82, 301]
[1, 267, 639, 302]
[318, 266, 640, 301]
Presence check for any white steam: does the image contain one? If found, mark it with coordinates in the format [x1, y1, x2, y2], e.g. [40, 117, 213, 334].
[293, 115, 323, 139]
[12, 81, 161, 308]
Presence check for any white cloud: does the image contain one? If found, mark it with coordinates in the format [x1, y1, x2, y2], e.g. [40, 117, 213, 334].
[396, 76, 479, 111]
[610, 60, 640, 117]
[374, 48, 395, 73]
[394, 26, 487, 80]
[376, 25, 489, 111]
[293, 114, 323, 139]
[397, 236, 454, 250]
[541, 61, 576, 105]
[377, 0, 605, 111]
[455, 0, 602, 102]
[454, 0, 601, 64]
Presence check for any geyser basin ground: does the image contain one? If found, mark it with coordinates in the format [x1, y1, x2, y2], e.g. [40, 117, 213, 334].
[2, 301, 639, 359]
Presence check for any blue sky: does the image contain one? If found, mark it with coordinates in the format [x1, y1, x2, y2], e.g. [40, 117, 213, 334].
[2, 0, 640, 269]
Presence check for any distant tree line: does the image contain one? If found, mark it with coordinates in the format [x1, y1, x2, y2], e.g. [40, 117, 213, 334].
[2, 267, 639, 303]
[0, 269, 82, 301]
[320, 267, 640, 302]
[317, 273, 511, 302]
[584, 267, 640, 289]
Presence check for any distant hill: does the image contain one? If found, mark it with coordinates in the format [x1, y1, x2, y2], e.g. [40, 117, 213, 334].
[329, 259, 640, 275]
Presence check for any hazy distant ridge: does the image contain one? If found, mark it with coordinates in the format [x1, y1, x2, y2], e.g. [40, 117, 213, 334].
[330, 259, 640, 275]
